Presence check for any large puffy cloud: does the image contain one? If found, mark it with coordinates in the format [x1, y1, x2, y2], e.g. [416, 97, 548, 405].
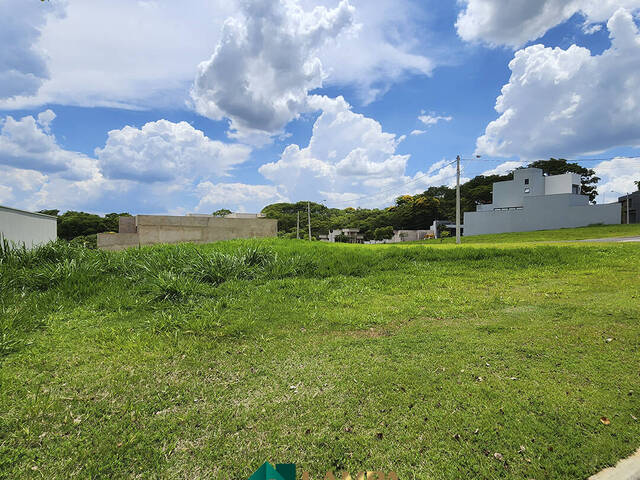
[0, 110, 98, 180]
[0, 1, 63, 100]
[456, 0, 640, 48]
[476, 9, 640, 160]
[4, 0, 433, 118]
[191, 0, 355, 143]
[95, 120, 251, 183]
[259, 96, 460, 207]
[0, 111, 262, 213]
[0, 110, 112, 211]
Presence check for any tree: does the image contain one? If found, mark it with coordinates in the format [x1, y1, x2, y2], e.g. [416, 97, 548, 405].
[44, 211, 131, 241]
[38, 209, 59, 217]
[635, 180, 640, 191]
[527, 158, 600, 202]
[212, 209, 232, 217]
[373, 226, 394, 241]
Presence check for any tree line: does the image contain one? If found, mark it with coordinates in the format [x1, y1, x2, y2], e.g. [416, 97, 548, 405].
[261, 158, 600, 240]
[38, 158, 600, 243]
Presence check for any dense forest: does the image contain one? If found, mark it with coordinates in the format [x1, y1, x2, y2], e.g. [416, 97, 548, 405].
[39, 158, 598, 243]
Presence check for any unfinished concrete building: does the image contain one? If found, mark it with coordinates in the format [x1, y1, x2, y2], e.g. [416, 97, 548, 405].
[97, 214, 278, 251]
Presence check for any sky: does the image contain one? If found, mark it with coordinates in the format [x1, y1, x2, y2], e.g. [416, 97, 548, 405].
[1, 0, 640, 215]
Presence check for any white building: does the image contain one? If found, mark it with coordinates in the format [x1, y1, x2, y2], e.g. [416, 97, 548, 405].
[464, 168, 620, 236]
[320, 228, 365, 243]
[0, 205, 57, 249]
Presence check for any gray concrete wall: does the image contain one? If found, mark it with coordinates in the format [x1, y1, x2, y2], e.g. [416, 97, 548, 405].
[119, 216, 136, 233]
[97, 232, 140, 251]
[464, 194, 621, 236]
[98, 215, 278, 250]
[0, 206, 57, 249]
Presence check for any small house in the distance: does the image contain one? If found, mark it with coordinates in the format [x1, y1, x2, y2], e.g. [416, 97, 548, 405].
[464, 168, 620, 236]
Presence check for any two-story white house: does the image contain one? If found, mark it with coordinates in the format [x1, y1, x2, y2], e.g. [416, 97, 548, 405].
[464, 168, 620, 236]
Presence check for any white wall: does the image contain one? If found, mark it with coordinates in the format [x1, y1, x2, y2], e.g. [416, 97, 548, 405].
[491, 168, 545, 208]
[0, 206, 57, 249]
[545, 172, 581, 195]
[464, 194, 620, 236]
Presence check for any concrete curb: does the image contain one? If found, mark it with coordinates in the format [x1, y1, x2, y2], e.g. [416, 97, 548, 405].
[589, 449, 640, 480]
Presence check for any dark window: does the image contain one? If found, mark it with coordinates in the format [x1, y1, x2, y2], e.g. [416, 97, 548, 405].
[524, 179, 529, 185]
[572, 184, 580, 194]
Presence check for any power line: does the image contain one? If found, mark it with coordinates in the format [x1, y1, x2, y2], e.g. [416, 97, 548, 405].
[321, 155, 639, 208]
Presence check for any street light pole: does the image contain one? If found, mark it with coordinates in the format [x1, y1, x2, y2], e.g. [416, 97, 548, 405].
[456, 155, 461, 245]
[297, 211, 300, 239]
[307, 201, 312, 240]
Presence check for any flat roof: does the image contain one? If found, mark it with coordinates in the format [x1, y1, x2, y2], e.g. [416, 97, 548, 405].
[618, 191, 640, 201]
[0, 205, 57, 220]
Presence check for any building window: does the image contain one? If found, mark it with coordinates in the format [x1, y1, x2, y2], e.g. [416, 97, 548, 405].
[524, 187, 530, 194]
[524, 179, 529, 185]
[572, 184, 580, 194]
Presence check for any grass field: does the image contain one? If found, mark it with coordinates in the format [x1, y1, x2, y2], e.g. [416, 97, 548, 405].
[1, 225, 639, 479]
[430, 223, 640, 244]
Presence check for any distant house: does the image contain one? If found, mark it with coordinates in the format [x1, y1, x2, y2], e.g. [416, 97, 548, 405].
[322, 228, 365, 243]
[0, 205, 57, 249]
[364, 229, 435, 243]
[464, 168, 620, 236]
[618, 191, 639, 224]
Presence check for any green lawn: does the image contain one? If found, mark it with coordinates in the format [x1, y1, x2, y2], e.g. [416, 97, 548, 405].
[430, 223, 640, 244]
[1, 234, 639, 479]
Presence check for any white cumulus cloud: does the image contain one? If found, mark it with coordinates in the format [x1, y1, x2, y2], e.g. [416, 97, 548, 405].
[0, 111, 262, 214]
[96, 120, 251, 183]
[476, 9, 640, 160]
[0, 111, 98, 180]
[191, 0, 355, 143]
[259, 95, 459, 207]
[456, 0, 640, 48]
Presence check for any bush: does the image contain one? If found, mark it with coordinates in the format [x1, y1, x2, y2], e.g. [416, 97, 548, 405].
[68, 234, 97, 249]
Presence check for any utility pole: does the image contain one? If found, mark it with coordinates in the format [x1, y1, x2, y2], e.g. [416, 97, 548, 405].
[456, 155, 461, 245]
[297, 211, 300, 239]
[307, 202, 312, 241]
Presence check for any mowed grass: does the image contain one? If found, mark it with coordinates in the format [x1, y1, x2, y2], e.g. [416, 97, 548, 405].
[1, 235, 639, 479]
[431, 223, 640, 244]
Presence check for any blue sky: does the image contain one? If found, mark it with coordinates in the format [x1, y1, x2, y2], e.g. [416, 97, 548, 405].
[1, 0, 639, 214]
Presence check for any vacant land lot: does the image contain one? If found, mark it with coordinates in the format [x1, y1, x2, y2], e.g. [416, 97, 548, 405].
[1, 227, 639, 479]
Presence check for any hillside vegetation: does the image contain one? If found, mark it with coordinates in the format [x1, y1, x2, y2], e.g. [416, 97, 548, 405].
[1, 235, 639, 479]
